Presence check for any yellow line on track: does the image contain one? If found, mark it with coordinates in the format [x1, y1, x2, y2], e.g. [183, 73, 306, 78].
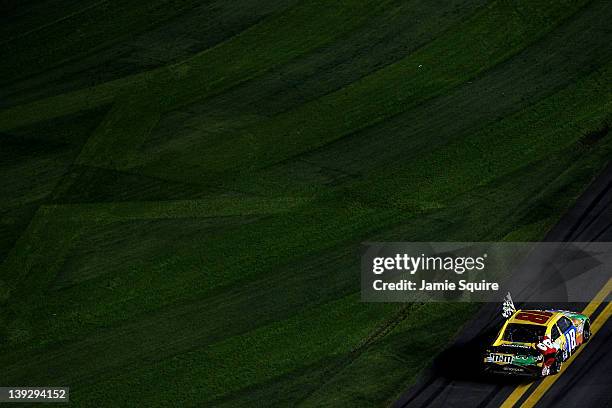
[520, 301, 612, 408]
[499, 278, 612, 408]
[581, 278, 612, 317]
[499, 382, 531, 408]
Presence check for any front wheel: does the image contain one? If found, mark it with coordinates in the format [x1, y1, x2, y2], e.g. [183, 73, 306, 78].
[583, 321, 591, 344]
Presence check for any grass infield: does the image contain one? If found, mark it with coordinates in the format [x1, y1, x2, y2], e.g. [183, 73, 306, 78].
[1, 0, 611, 406]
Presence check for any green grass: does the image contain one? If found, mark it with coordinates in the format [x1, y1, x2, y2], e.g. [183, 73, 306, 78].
[1, 0, 611, 406]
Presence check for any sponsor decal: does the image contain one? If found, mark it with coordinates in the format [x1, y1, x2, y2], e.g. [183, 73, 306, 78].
[488, 353, 513, 364]
[565, 328, 577, 353]
[536, 337, 557, 367]
[504, 343, 530, 348]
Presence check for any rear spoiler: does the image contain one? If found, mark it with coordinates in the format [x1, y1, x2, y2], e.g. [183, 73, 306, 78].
[502, 292, 516, 319]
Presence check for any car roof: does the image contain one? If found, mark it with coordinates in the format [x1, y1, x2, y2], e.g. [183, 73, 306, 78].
[507, 309, 564, 327]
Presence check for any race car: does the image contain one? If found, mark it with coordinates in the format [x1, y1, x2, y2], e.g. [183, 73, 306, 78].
[482, 293, 591, 377]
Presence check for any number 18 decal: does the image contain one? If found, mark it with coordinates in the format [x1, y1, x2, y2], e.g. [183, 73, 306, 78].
[566, 329, 576, 352]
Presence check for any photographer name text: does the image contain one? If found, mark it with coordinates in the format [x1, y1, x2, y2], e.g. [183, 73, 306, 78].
[372, 279, 499, 292]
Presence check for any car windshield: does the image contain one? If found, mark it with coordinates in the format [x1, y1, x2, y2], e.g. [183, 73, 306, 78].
[503, 323, 546, 343]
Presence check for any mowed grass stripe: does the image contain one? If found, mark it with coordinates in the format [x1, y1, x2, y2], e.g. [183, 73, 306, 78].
[172, 0, 490, 119]
[0, 196, 308, 301]
[0, 0, 112, 47]
[353, 59, 612, 205]
[0, 0, 392, 132]
[1, 0, 304, 107]
[1, 200, 396, 344]
[224, 50, 612, 202]
[104, 0, 596, 180]
[69, 295, 395, 407]
[0, 0, 201, 84]
[189, 0, 593, 173]
[274, 0, 612, 181]
[0, 0, 587, 171]
[222, 2, 596, 169]
[0, 236, 369, 380]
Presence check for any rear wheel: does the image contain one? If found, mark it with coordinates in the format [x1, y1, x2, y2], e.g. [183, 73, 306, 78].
[550, 354, 563, 375]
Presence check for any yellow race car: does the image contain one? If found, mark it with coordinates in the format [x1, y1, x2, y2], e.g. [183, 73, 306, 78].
[482, 293, 591, 377]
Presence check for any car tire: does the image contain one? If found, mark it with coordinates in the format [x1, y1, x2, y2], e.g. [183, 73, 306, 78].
[551, 354, 563, 375]
[583, 321, 591, 344]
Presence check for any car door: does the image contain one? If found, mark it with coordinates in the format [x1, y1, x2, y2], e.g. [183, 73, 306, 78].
[557, 316, 577, 354]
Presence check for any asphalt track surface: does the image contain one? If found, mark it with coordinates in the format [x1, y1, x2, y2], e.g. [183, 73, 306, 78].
[394, 162, 612, 408]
